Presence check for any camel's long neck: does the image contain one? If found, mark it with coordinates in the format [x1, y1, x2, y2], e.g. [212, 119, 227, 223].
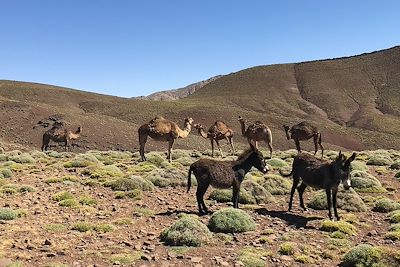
[239, 121, 246, 136]
[179, 122, 192, 138]
[197, 128, 208, 139]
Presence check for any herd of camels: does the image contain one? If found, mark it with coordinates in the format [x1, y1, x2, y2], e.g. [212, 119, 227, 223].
[40, 115, 324, 161]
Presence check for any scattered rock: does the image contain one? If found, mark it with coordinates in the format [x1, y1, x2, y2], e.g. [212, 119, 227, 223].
[190, 257, 202, 263]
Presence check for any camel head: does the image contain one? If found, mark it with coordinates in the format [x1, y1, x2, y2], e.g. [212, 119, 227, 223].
[184, 118, 194, 125]
[283, 125, 291, 140]
[238, 116, 245, 123]
[193, 123, 204, 130]
[76, 126, 82, 134]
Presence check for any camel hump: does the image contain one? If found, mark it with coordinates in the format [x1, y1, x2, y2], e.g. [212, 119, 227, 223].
[293, 121, 318, 133]
[210, 121, 230, 135]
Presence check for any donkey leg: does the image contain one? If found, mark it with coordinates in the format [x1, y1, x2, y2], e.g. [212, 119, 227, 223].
[210, 140, 215, 157]
[332, 186, 340, 221]
[325, 188, 333, 220]
[232, 184, 240, 209]
[196, 183, 209, 215]
[64, 140, 69, 152]
[297, 182, 308, 211]
[288, 177, 300, 211]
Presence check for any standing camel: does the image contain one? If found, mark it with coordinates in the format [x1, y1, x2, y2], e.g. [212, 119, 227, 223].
[193, 121, 235, 157]
[41, 122, 82, 151]
[138, 116, 194, 162]
[238, 116, 273, 158]
[283, 122, 324, 157]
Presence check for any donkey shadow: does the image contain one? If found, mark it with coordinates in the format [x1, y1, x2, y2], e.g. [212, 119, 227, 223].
[255, 208, 322, 229]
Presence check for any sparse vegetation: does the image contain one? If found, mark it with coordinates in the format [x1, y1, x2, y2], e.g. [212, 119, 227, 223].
[278, 242, 295, 255]
[350, 170, 386, 193]
[160, 216, 212, 246]
[208, 208, 256, 233]
[0, 208, 19, 220]
[259, 174, 291, 195]
[373, 198, 400, 213]
[320, 220, 357, 235]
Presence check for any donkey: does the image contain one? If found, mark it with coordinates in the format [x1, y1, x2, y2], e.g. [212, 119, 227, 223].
[280, 151, 356, 220]
[187, 147, 269, 215]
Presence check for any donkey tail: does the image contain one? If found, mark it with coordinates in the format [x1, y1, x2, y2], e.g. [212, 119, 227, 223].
[187, 165, 193, 193]
[279, 168, 293, 178]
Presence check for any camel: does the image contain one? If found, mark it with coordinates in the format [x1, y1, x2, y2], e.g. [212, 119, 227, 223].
[193, 121, 235, 157]
[283, 122, 324, 157]
[41, 122, 82, 151]
[238, 116, 273, 158]
[138, 116, 194, 162]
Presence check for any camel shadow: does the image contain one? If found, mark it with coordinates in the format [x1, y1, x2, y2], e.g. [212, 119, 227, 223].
[156, 209, 202, 217]
[255, 208, 322, 229]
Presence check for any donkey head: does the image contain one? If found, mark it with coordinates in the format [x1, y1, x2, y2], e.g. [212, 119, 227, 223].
[249, 146, 269, 174]
[333, 151, 356, 190]
[283, 125, 291, 140]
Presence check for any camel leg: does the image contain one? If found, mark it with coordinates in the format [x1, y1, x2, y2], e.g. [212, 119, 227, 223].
[294, 139, 301, 154]
[215, 140, 224, 158]
[210, 139, 215, 157]
[227, 136, 235, 155]
[64, 140, 69, 152]
[167, 139, 175, 162]
[318, 133, 324, 158]
[139, 134, 148, 161]
[266, 140, 273, 159]
[313, 135, 319, 155]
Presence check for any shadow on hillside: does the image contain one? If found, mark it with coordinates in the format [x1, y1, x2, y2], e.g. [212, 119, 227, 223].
[255, 208, 322, 229]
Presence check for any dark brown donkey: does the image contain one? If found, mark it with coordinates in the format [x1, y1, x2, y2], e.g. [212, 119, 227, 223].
[283, 122, 324, 157]
[280, 151, 356, 220]
[187, 147, 269, 215]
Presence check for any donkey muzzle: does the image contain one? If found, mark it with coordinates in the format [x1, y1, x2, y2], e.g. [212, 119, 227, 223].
[343, 179, 351, 190]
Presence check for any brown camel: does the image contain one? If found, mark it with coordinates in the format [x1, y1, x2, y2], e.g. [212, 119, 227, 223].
[193, 121, 235, 157]
[138, 116, 194, 162]
[283, 122, 324, 157]
[238, 116, 273, 158]
[41, 122, 82, 151]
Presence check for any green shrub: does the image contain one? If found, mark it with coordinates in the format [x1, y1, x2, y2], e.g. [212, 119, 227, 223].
[389, 211, 400, 223]
[79, 196, 97, 206]
[94, 224, 115, 233]
[266, 158, 288, 169]
[241, 180, 275, 204]
[372, 198, 400, 213]
[145, 168, 187, 187]
[160, 217, 212, 246]
[390, 161, 400, 170]
[0, 168, 12, 178]
[45, 177, 62, 184]
[350, 170, 386, 193]
[18, 185, 35, 193]
[308, 187, 366, 212]
[0, 208, 19, 220]
[342, 244, 381, 267]
[367, 155, 393, 166]
[351, 161, 369, 171]
[278, 242, 295, 255]
[384, 231, 400, 241]
[71, 222, 95, 232]
[0, 154, 7, 161]
[320, 220, 356, 235]
[109, 176, 154, 191]
[238, 247, 271, 267]
[89, 165, 124, 178]
[208, 208, 256, 233]
[209, 189, 255, 204]
[295, 255, 314, 264]
[65, 154, 100, 168]
[109, 253, 143, 265]
[395, 171, 400, 179]
[52, 191, 74, 202]
[59, 199, 79, 208]
[43, 224, 67, 232]
[8, 153, 35, 164]
[389, 223, 400, 232]
[260, 174, 292, 195]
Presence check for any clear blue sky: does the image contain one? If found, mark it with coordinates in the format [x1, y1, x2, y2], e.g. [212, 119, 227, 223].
[1, 0, 399, 97]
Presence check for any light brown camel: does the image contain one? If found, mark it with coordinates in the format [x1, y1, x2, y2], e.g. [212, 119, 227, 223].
[283, 122, 324, 157]
[193, 121, 235, 157]
[41, 122, 82, 151]
[238, 116, 273, 158]
[138, 116, 194, 162]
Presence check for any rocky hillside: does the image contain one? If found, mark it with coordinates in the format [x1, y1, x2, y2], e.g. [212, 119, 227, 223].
[0, 46, 399, 153]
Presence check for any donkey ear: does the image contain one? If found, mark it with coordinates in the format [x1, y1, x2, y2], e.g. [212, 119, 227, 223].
[347, 152, 356, 163]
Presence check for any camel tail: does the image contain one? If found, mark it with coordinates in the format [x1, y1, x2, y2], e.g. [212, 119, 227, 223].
[187, 165, 193, 193]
